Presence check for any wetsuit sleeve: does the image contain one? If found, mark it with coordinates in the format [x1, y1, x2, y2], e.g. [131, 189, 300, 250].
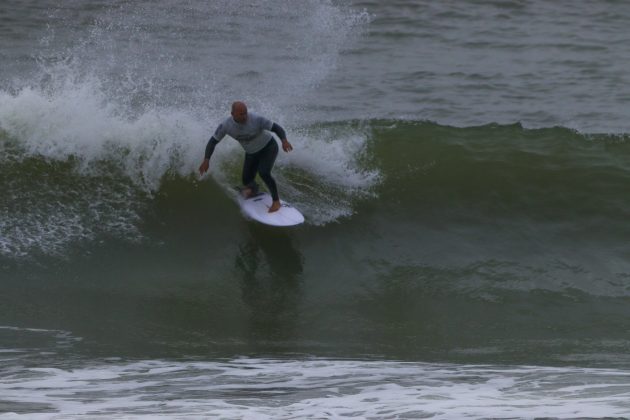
[270, 123, 287, 140]
[204, 137, 220, 159]
[204, 123, 227, 159]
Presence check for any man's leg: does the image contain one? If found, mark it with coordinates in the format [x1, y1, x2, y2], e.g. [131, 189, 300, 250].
[256, 140, 280, 211]
[241, 153, 259, 198]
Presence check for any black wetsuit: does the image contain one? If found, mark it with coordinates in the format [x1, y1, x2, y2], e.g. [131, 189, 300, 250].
[204, 121, 287, 201]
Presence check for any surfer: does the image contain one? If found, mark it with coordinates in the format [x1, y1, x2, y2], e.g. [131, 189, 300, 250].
[199, 101, 293, 213]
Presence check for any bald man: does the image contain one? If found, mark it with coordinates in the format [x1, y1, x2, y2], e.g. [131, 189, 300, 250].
[199, 102, 293, 213]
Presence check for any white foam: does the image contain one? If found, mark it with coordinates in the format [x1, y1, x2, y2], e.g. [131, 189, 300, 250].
[0, 82, 208, 189]
[1, 357, 629, 418]
[270, 126, 380, 225]
[288, 127, 378, 190]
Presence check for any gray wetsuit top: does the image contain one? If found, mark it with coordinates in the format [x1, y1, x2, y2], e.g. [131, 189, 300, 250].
[204, 113, 287, 159]
[212, 113, 274, 154]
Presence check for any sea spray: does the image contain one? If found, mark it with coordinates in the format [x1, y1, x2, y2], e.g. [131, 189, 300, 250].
[0, 1, 376, 257]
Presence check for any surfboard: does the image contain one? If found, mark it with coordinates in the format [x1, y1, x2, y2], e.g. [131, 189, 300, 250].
[237, 191, 305, 226]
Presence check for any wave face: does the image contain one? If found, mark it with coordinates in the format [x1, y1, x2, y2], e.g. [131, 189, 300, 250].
[3, 119, 630, 260]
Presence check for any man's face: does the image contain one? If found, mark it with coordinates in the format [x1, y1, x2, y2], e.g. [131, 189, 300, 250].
[232, 107, 247, 124]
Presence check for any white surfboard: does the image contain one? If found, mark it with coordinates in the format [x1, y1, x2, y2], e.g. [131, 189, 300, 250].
[237, 192, 305, 226]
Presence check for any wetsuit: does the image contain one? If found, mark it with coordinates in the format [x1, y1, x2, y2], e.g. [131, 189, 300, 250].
[204, 113, 287, 201]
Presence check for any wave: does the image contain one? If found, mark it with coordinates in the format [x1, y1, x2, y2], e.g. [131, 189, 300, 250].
[3, 105, 630, 262]
[8, 1, 630, 263]
[370, 120, 630, 222]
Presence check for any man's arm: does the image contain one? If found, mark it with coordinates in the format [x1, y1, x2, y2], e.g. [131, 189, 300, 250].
[271, 123, 293, 152]
[204, 137, 220, 160]
[270, 123, 286, 140]
[199, 122, 228, 175]
[199, 137, 219, 175]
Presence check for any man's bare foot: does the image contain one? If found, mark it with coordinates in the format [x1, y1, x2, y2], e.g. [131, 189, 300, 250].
[268, 200, 281, 213]
[241, 187, 255, 198]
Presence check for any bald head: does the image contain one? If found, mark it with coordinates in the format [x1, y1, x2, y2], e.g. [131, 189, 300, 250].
[231, 101, 248, 124]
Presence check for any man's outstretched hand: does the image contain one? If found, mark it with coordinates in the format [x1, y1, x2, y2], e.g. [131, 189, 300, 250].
[281, 139, 293, 153]
[199, 159, 210, 175]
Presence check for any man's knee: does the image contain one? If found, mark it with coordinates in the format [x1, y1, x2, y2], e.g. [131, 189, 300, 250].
[259, 170, 273, 180]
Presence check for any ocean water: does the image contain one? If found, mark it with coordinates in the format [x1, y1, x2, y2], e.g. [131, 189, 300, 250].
[2, 0, 630, 418]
